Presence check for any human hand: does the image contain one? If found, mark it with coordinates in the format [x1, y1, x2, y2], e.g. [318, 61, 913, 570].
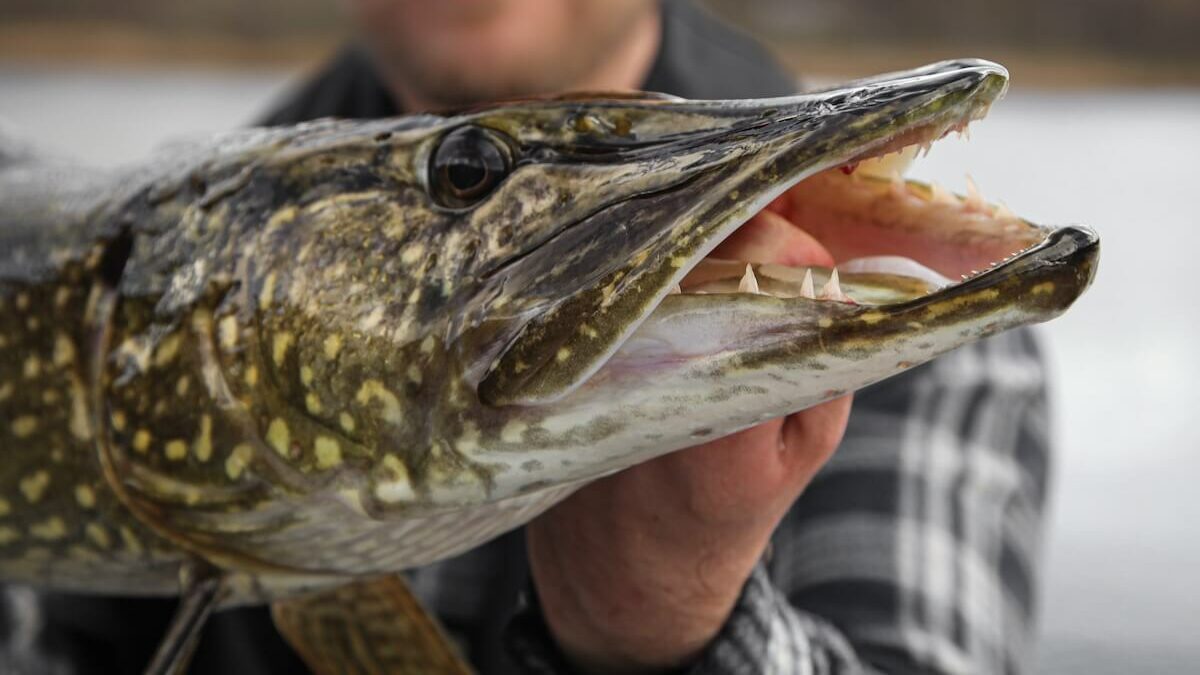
[526, 208, 854, 673]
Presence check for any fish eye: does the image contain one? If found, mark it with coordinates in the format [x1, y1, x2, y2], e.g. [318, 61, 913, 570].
[429, 126, 512, 208]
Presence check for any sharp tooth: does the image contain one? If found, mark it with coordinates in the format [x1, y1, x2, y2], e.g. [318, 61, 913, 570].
[668, 283, 681, 295]
[930, 181, 957, 205]
[800, 268, 815, 299]
[964, 174, 986, 211]
[994, 201, 1016, 220]
[738, 264, 760, 294]
[962, 125, 972, 141]
[819, 268, 845, 301]
[920, 141, 933, 157]
[890, 170, 906, 195]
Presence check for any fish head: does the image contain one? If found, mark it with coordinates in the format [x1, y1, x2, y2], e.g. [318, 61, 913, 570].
[220, 59, 1095, 524]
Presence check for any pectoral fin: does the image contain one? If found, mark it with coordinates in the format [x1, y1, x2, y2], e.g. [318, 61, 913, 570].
[271, 575, 473, 675]
[144, 563, 226, 675]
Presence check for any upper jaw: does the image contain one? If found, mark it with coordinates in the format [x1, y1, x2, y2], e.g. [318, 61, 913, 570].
[477, 60, 1012, 407]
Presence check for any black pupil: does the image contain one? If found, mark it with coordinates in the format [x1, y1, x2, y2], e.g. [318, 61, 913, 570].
[434, 128, 508, 205]
[447, 161, 487, 192]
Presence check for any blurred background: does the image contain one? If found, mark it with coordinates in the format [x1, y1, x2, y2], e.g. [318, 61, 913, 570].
[1, 1, 1197, 672]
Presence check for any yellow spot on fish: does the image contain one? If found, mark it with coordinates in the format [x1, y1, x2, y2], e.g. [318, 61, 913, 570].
[12, 416, 37, 438]
[420, 335, 436, 354]
[580, 324, 599, 339]
[1031, 281, 1055, 295]
[69, 545, 100, 562]
[599, 282, 617, 306]
[300, 365, 314, 387]
[26, 316, 40, 331]
[69, 378, 91, 440]
[305, 392, 323, 414]
[0, 383, 11, 402]
[164, 439, 188, 461]
[500, 420, 527, 444]
[401, 245, 424, 265]
[175, 376, 190, 396]
[226, 443, 254, 480]
[259, 272, 277, 309]
[859, 311, 886, 325]
[132, 429, 152, 453]
[323, 334, 342, 360]
[116, 337, 152, 373]
[267, 418, 291, 456]
[22, 355, 40, 379]
[244, 365, 259, 387]
[0, 527, 18, 545]
[375, 455, 415, 504]
[193, 415, 213, 462]
[338, 412, 356, 433]
[356, 380, 402, 425]
[314, 437, 342, 469]
[335, 488, 369, 516]
[671, 256, 688, 268]
[119, 526, 143, 554]
[153, 334, 182, 368]
[75, 485, 96, 509]
[818, 317, 833, 328]
[907, 321, 924, 329]
[0, 498, 9, 516]
[19, 470, 50, 503]
[15, 293, 29, 310]
[53, 334, 76, 367]
[513, 360, 529, 374]
[41, 389, 60, 405]
[556, 347, 571, 362]
[272, 332, 293, 366]
[111, 410, 127, 432]
[54, 287, 71, 308]
[218, 315, 239, 351]
[359, 306, 385, 332]
[406, 364, 423, 385]
[456, 422, 481, 454]
[30, 516, 67, 541]
[85, 523, 111, 549]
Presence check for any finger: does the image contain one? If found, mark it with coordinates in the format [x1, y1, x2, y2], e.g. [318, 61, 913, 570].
[779, 394, 853, 485]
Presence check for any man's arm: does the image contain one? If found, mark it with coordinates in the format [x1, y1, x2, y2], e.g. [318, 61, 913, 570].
[505, 328, 1050, 674]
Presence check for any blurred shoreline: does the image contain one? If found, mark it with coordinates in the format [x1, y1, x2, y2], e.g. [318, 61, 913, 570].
[3, 20, 1200, 88]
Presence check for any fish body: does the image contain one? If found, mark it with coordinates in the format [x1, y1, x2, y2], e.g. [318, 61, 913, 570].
[0, 60, 1097, 613]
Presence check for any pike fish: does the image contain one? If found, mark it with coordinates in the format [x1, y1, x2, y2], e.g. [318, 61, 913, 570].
[0, 59, 1097, 673]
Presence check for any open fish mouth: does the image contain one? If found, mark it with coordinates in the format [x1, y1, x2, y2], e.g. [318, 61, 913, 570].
[478, 59, 1099, 406]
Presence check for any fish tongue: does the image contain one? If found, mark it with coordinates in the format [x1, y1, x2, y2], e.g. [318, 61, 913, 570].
[709, 209, 835, 269]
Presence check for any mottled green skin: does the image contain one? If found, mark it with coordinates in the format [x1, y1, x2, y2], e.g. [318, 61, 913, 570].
[0, 59, 1094, 601]
[0, 155, 187, 591]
